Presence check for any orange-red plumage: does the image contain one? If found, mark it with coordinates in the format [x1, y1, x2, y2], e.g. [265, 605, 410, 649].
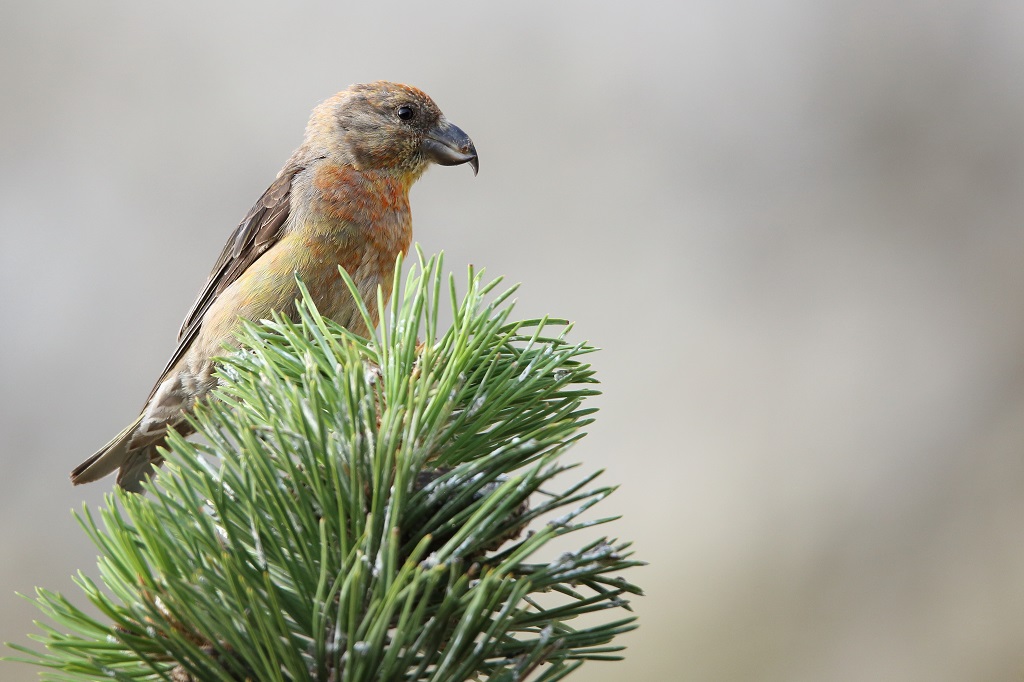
[71, 81, 477, 491]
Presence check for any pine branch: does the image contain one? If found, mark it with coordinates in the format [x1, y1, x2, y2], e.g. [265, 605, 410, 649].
[8, 251, 643, 681]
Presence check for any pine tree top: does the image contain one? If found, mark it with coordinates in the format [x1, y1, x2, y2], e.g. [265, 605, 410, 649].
[9, 251, 643, 682]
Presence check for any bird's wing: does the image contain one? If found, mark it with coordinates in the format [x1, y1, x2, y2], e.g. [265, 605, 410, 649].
[146, 161, 309, 400]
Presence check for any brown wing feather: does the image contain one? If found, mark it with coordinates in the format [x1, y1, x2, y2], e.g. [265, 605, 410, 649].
[144, 162, 308, 402]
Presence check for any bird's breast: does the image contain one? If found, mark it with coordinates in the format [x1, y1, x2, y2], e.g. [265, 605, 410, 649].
[191, 164, 415, 356]
[311, 163, 411, 228]
[301, 163, 415, 327]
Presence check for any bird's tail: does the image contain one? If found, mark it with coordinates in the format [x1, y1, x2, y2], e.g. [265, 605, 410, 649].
[70, 416, 157, 492]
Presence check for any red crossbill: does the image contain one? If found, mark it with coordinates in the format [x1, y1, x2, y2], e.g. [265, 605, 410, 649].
[71, 81, 478, 491]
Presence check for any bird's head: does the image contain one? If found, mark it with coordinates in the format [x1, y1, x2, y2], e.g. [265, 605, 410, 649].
[306, 81, 478, 183]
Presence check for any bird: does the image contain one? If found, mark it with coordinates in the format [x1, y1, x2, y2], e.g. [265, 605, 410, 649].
[71, 81, 478, 492]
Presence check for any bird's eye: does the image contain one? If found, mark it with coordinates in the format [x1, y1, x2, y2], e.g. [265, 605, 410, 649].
[397, 105, 416, 121]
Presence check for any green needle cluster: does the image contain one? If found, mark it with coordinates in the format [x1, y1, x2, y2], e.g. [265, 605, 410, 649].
[10, 251, 643, 681]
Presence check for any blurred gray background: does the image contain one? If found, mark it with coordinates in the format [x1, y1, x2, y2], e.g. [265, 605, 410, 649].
[3, 1, 1024, 680]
